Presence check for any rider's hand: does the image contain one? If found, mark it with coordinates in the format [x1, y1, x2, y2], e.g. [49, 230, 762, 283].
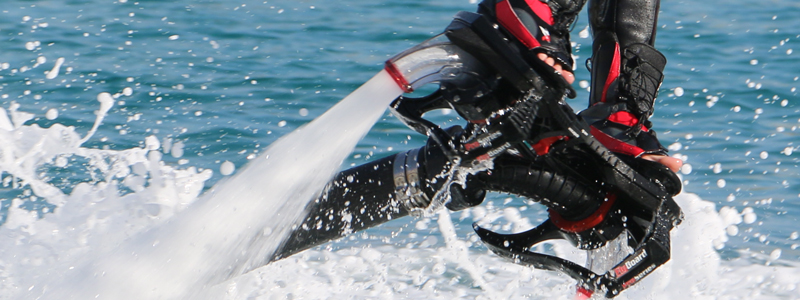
[642, 154, 682, 173]
[537, 53, 575, 84]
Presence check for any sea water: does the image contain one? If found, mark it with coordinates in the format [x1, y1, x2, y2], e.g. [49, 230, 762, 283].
[0, 0, 798, 299]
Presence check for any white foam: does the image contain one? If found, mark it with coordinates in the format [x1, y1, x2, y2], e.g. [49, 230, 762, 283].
[77, 93, 114, 145]
[24, 70, 403, 299]
[0, 103, 213, 298]
[202, 192, 800, 299]
[0, 107, 13, 131]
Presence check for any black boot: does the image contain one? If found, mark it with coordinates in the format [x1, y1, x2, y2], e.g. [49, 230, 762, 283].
[579, 0, 681, 195]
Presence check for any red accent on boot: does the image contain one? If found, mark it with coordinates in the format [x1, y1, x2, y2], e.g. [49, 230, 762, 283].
[607, 111, 638, 127]
[607, 111, 650, 132]
[575, 286, 594, 300]
[549, 193, 617, 233]
[601, 43, 621, 103]
[590, 126, 646, 157]
[532, 135, 569, 155]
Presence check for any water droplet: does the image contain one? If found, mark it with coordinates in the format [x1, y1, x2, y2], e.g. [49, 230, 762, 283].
[680, 164, 692, 175]
[743, 211, 757, 224]
[220, 161, 235, 176]
[726, 225, 739, 236]
[769, 249, 781, 261]
[171, 141, 185, 158]
[578, 26, 590, 38]
[45, 108, 58, 120]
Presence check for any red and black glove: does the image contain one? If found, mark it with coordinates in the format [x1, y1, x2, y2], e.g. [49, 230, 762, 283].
[478, 0, 587, 73]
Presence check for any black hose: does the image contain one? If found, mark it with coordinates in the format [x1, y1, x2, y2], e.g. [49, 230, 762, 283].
[270, 154, 409, 262]
[270, 152, 603, 262]
[476, 156, 602, 220]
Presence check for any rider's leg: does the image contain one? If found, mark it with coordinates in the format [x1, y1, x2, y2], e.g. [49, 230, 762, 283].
[582, 0, 682, 175]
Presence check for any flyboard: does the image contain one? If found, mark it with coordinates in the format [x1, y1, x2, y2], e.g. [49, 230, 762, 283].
[267, 9, 683, 300]
[18, 4, 685, 300]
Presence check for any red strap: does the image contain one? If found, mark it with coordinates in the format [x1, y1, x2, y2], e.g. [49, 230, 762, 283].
[590, 126, 646, 157]
[549, 193, 616, 233]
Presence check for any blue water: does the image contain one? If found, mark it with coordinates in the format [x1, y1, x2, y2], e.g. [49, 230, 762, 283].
[0, 0, 799, 298]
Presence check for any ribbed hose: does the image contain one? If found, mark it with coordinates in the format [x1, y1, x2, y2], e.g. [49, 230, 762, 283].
[476, 157, 602, 220]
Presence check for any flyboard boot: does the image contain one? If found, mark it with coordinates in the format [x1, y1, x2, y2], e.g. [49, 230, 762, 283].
[270, 1, 682, 298]
[580, 0, 680, 195]
[463, 0, 683, 298]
